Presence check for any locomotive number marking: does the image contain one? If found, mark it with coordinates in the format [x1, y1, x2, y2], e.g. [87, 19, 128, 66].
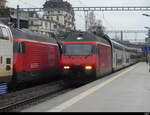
[31, 63, 39, 68]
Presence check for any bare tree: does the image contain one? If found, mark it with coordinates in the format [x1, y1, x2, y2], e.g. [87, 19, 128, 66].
[87, 11, 96, 29]
[88, 15, 106, 37]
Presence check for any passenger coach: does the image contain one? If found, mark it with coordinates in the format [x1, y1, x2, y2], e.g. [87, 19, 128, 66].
[0, 24, 13, 84]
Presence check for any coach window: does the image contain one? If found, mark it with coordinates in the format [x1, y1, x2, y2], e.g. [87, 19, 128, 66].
[13, 42, 25, 53]
[1, 27, 9, 40]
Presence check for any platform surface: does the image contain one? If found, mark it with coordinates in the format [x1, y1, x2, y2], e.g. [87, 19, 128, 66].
[22, 62, 150, 112]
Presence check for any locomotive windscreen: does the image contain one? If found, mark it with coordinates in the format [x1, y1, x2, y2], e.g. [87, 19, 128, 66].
[63, 44, 94, 56]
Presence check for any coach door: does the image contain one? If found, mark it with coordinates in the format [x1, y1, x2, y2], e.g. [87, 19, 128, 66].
[0, 26, 13, 77]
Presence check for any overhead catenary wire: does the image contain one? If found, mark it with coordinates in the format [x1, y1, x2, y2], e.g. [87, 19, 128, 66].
[78, 0, 88, 7]
[66, 0, 89, 31]
[101, 11, 115, 30]
[98, 11, 122, 40]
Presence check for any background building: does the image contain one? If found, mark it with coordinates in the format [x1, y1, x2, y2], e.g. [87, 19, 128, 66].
[29, 0, 75, 36]
[0, 7, 29, 28]
[43, 0, 75, 34]
[0, 0, 75, 37]
[0, 0, 7, 8]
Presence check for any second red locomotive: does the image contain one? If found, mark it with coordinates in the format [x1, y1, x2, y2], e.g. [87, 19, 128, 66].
[11, 28, 61, 85]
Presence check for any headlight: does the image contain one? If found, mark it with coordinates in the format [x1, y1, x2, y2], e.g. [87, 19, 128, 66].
[85, 66, 93, 70]
[64, 66, 70, 70]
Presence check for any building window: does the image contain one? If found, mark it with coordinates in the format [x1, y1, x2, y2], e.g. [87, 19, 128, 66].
[33, 14, 37, 18]
[30, 21, 33, 25]
[54, 25, 57, 29]
[57, 16, 59, 21]
[44, 16, 47, 19]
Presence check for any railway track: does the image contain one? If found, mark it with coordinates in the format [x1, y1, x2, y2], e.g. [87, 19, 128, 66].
[0, 81, 70, 112]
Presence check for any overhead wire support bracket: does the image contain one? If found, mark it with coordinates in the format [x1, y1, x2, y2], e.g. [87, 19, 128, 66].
[20, 6, 150, 12]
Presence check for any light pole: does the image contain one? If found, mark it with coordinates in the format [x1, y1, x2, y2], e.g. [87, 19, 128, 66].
[143, 12, 150, 40]
[17, 5, 20, 29]
[144, 27, 150, 43]
[142, 14, 150, 63]
[143, 12, 150, 42]
[144, 27, 150, 64]
[143, 13, 150, 41]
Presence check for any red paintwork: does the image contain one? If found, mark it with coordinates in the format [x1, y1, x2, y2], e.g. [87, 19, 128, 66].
[13, 38, 60, 73]
[61, 41, 112, 73]
[96, 43, 112, 71]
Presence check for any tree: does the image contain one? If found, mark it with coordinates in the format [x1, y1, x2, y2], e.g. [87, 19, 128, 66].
[87, 11, 96, 29]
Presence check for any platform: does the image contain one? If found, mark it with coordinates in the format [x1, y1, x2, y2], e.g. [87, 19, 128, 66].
[21, 62, 150, 112]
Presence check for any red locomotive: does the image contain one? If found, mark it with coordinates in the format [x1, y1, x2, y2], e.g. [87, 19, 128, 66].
[61, 32, 112, 85]
[61, 31, 141, 85]
[11, 28, 61, 85]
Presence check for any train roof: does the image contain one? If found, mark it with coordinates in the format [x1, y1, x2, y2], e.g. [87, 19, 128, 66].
[62, 31, 142, 53]
[111, 39, 126, 48]
[10, 28, 57, 44]
[111, 39, 142, 52]
[63, 31, 111, 46]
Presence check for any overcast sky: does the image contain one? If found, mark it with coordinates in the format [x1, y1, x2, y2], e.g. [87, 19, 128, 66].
[6, 0, 150, 41]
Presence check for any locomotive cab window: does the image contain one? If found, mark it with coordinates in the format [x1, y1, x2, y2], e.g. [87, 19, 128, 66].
[0, 27, 3, 39]
[62, 44, 95, 56]
[14, 42, 25, 53]
[0, 27, 9, 40]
